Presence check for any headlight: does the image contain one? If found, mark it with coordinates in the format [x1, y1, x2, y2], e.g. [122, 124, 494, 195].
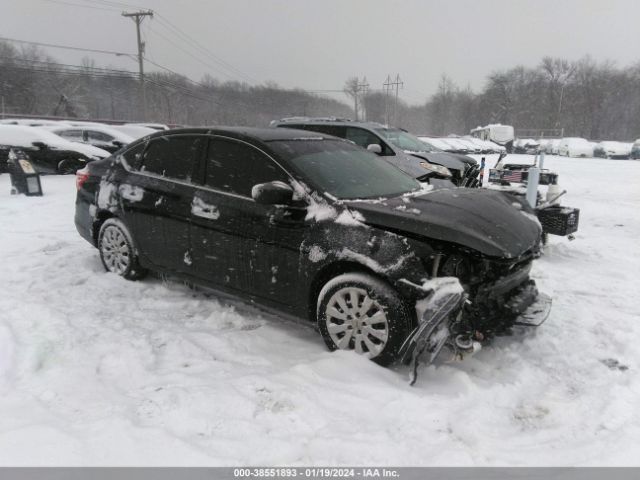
[420, 161, 452, 177]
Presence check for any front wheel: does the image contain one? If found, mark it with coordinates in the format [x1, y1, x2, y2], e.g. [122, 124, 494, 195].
[98, 218, 147, 280]
[316, 272, 411, 366]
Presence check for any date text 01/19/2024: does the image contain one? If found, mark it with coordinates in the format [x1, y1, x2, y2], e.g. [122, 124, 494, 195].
[233, 468, 400, 478]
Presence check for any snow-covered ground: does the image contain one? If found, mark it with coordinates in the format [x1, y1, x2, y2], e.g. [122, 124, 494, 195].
[0, 155, 639, 466]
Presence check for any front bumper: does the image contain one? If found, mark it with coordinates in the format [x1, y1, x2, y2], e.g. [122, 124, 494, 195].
[400, 275, 551, 384]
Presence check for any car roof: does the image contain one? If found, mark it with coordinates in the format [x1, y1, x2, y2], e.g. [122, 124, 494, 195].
[143, 126, 330, 143]
[274, 119, 389, 130]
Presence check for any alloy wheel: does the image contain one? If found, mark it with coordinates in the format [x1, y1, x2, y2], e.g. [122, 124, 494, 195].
[325, 286, 389, 358]
[100, 225, 131, 275]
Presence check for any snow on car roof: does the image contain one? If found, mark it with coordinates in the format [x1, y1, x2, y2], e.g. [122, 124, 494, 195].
[0, 125, 75, 149]
[47, 124, 134, 143]
[0, 125, 110, 158]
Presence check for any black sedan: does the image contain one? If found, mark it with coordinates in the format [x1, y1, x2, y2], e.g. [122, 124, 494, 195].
[75, 127, 549, 368]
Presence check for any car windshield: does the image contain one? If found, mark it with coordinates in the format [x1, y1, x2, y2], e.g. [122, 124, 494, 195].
[269, 139, 420, 200]
[375, 128, 436, 152]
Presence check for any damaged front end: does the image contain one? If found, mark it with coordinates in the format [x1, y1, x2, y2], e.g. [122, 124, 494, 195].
[399, 270, 552, 385]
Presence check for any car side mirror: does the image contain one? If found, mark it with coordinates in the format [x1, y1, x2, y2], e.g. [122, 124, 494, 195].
[32, 141, 48, 150]
[112, 140, 125, 148]
[367, 144, 382, 154]
[251, 181, 294, 205]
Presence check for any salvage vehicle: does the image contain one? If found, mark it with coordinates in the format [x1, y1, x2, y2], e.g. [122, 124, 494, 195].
[487, 153, 580, 243]
[513, 138, 541, 155]
[46, 124, 135, 154]
[0, 125, 109, 174]
[470, 124, 515, 153]
[75, 127, 550, 380]
[592, 141, 632, 159]
[558, 137, 593, 157]
[272, 118, 480, 187]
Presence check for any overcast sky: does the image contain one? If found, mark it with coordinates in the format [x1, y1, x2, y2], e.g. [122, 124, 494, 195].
[2, 0, 639, 104]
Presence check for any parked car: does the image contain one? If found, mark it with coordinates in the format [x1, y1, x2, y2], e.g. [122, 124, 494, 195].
[544, 139, 562, 155]
[470, 124, 515, 152]
[447, 137, 480, 154]
[462, 136, 501, 154]
[0, 125, 109, 174]
[124, 122, 169, 131]
[433, 137, 472, 154]
[419, 137, 458, 153]
[558, 137, 593, 157]
[46, 124, 135, 154]
[76, 127, 549, 369]
[272, 119, 479, 187]
[111, 124, 157, 140]
[513, 138, 541, 154]
[0, 118, 71, 128]
[593, 141, 632, 159]
[630, 139, 640, 159]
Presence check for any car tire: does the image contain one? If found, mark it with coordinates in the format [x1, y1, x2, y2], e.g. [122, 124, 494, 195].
[316, 272, 412, 366]
[57, 158, 83, 175]
[98, 218, 147, 280]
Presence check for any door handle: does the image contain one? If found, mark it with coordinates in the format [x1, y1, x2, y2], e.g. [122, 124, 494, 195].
[145, 188, 181, 200]
[192, 199, 220, 220]
[269, 207, 307, 227]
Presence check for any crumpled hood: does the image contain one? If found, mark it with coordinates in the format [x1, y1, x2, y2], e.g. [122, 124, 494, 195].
[346, 188, 541, 258]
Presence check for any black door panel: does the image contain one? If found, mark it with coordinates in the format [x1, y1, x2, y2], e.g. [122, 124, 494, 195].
[120, 134, 205, 274]
[189, 137, 308, 304]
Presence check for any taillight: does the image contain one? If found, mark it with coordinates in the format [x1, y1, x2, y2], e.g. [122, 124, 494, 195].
[76, 167, 90, 190]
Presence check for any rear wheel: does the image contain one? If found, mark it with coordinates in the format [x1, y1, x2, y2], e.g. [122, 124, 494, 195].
[98, 218, 147, 280]
[316, 273, 411, 366]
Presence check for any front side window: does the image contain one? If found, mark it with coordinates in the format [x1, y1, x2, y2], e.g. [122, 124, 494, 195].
[344, 127, 393, 155]
[375, 128, 431, 153]
[140, 135, 204, 181]
[206, 138, 288, 197]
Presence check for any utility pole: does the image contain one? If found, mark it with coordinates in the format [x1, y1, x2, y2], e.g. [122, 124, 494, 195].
[383, 74, 393, 125]
[122, 10, 153, 120]
[383, 74, 403, 125]
[356, 77, 369, 121]
[392, 74, 403, 125]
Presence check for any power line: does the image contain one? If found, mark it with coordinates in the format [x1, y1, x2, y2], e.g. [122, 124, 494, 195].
[154, 14, 258, 84]
[383, 74, 403, 125]
[82, 0, 259, 84]
[0, 36, 135, 58]
[39, 0, 120, 12]
[1, 60, 215, 105]
[146, 24, 239, 83]
[80, 0, 146, 10]
[37, 0, 260, 85]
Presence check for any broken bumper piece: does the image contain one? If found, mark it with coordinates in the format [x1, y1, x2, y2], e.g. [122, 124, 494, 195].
[513, 291, 552, 327]
[399, 277, 552, 385]
[398, 280, 466, 385]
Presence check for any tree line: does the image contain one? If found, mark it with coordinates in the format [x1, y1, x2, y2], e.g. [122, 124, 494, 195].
[362, 56, 640, 141]
[3, 39, 640, 141]
[0, 40, 351, 126]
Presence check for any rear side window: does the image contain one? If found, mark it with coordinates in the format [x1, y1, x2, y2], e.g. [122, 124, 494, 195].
[141, 135, 204, 181]
[206, 138, 288, 197]
[302, 125, 346, 138]
[122, 142, 145, 168]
